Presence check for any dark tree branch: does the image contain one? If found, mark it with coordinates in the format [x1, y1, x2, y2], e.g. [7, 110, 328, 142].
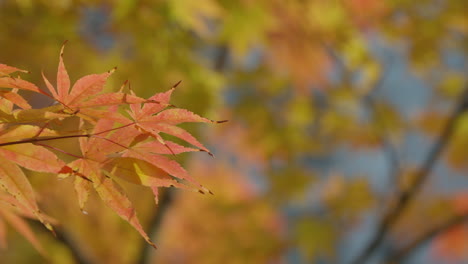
[322, 41, 401, 188]
[136, 44, 230, 264]
[361, 76, 401, 189]
[29, 220, 94, 264]
[386, 212, 468, 264]
[0, 134, 91, 147]
[349, 87, 468, 264]
[137, 189, 175, 264]
[0, 122, 137, 147]
[214, 45, 228, 72]
[53, 226, 94, 264]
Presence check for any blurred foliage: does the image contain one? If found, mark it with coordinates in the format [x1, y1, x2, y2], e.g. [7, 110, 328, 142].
[0, 0, 468, 263]
[294, 218, 337, 262]
[431, 193, 468, 262]
[154, 158, 284, 264]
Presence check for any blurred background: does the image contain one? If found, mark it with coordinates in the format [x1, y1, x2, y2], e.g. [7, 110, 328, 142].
[0, 0, 468, 263]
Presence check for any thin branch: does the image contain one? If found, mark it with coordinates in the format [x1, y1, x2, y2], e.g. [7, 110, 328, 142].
[53, 226, 95, 264]
[35, 143, 84, 159]
[362, 76, 401, 188]
[136, 189, 175, 264]
[214, 45, 228, 72]
[0, 122, 136, 147]
[349, 87, 468, 264]
[136, 44, 230, 263]
[322, 41, 401, 186]
[0, 133, 91, 147]
[386, 212, 468, 263]
[29, 220, 94, 264]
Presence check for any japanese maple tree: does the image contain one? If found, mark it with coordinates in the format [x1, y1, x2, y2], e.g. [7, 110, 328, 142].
[0, 42, 224, 250]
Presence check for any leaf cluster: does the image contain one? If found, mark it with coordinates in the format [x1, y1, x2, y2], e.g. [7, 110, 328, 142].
[0, 43, 223, 249]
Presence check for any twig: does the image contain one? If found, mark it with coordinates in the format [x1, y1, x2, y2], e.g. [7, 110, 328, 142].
[349, 87, 468, 264]
[386, 212, 468, 263]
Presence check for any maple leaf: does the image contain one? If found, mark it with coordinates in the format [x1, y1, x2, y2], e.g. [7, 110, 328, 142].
[58, 96, 221, 248]
[0, 64, 28, 76]
[0, 143, 65, 174]
[102, 157, 192, 204]
[41, 43, 153, 122]
[0, 65, 35, 111]
[59, 116, 158, 248]
[0, 124, 66, 235]
[0, 89, 31, 109]
[0, 77, 47, 95]
[64, 110, 198, 201]
[0, 125, 58, 144]
[64, 153, 158, 249]
[0, 191, 55, 256]
[0, 159, 54, 233]
[0, 44, 225, 251]
[0, 203, 43, 254]
[0, 125, 65, 235]
[92, 173, 157, 248]
[129, 83, 227, 156]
